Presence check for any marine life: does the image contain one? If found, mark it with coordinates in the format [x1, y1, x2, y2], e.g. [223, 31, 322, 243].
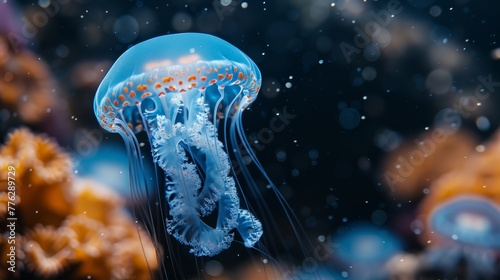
[94, 33, 264, 256]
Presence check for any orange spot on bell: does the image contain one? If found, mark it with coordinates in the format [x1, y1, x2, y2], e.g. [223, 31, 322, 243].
[180, 89, 186, 92]
[159, 92, 165, 96]
[226, 74, 233, 80]
[218, 74, 224, 79]
[129, 91, 136, 98]
[209, 79, 217, 85]
[119, 94, 125, 101]
[155, 83, 162, 89]
[137, 85, 148, 91]
[201, 76, 207, 82]
[113, 100, 118, 106]
[141, 92, 152, 99]
[187, 75, 197, 82]
[168, 85, 177, 91]
[123, 101, 130, 106]
[123, 87, 129, 93]
[148, 78, 153, 84]
[238, 72, 244, 79]
[178, 80, 183, 86]
[162, 76, 174, 83]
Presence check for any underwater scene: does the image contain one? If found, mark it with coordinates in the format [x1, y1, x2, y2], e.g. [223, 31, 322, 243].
[1, 0, 500, 279]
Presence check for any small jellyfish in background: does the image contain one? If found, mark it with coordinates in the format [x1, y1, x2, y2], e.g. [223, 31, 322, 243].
[328, 222, 403, 280]
[416, 133, 500, 279]
[418, 196, 500, 279]
[94, 33, 311, 276]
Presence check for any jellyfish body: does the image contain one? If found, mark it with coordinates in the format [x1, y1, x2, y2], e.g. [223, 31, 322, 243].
[420, 196, 500, 278]
[429, 196, 500, 248]
[329, 223, 403, 280]
[94, 33, 263, 256]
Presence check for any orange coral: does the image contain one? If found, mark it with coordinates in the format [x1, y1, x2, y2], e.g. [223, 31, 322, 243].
[0, 128, 74, 228]
[0, 36, 57, 124]
[381, 128, 477, 200]
[109, 229, 159, 280]
[23, 224, 76, 278]
[61, 214, 108, 261]
[71, 178, 124, 224]
[0, 128, 159, 279]
[0, 128, 73, 185]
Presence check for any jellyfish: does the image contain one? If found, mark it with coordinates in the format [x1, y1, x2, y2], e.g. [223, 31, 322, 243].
[418, 195, 500, 279]
[93, 33, 267, 258]
[328, 222, 403, 280]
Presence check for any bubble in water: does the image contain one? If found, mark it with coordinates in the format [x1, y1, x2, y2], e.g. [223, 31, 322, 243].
[429, 5, 442, 17]
[425, 68, 452, 94]
[220, 0, 232, 6]
[172, 12, 193, 32]
[491, 48, 500, 60]
[275, 149, 287, 162]
[241, 2, 248, 8]
[362, 66, 377, 81]
[114, 15, 139, 43]
[38, 0, 50, 8]
[339, 108, 361, 130]
[205, 260, 224, 277]
[372, 28, 391, 48]
[476, 145, 485, 152]
[434, 108, 462, 131]
[363, 44, 381, 62]
[374, 129, 402, 151]
[476, 116, 490, 131]
[308, 149, 319, 160]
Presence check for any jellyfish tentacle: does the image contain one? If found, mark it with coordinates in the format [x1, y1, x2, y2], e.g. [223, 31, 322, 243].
[150, 113, 234, 256]
[236, 209, 263, 248]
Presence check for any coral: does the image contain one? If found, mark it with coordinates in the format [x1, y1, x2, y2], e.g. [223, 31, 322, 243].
[381, 128, 477, 200]
[0, 36, 57, 124]
[0, 128, 159, 279]
[0, 128, 72, 185]
[0, 128, 73, 228]
[71, 178, 124, 224]
[23, 224, 75, 278]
